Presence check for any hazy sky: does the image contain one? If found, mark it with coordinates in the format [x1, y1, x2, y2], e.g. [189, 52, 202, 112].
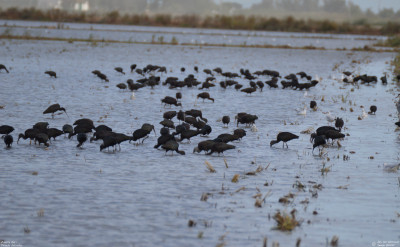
[227, 0, 400, 12]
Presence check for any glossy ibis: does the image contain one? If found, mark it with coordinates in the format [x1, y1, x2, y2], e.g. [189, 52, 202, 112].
[116, 83, 127, 90]
[43, 103, 68, 118]
[4, 134, 13, 148]
[206, 142, 235, 156]
[0, 125, 14, 135]
[35, 133, 50, 147]
[18, 128, 39, 144]
[0, 64, 9, 73]
[222, 116, 230, 127]
[162, 140, 185, 155]
[197, 92, 214, 103]
[76, 133, 87, 148]
[310, 100, 317, 109]
[45, 71, 57, 78]
[100, 135, 117, 152]
[312, 135, 326, 153]
[161, 96, 182, 107]
[130, 64, 137, 72]
[193, 140, 215, 154]
[115, 67, 125, 74]
[369, 105, 377, 115]
[270, 132, 299, 148]
[335, 117, 344, 132]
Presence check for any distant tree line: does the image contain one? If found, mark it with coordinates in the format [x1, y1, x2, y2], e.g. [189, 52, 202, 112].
[0, 7, 399, 35]
[0, 0, 399, 21]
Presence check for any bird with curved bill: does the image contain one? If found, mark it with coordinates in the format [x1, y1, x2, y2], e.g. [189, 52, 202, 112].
[43, 103, 69, 119]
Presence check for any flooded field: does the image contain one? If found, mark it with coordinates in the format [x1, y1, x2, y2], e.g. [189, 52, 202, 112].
[0, 21, 399, 247]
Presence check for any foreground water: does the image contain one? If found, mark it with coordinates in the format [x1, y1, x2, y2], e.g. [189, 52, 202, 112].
[0, 24, 399, 247]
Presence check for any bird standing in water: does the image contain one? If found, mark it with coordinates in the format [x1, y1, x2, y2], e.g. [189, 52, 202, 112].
[270, 132, 299, 148]
[43, 104, 69, 118]
[4, 134, 13, 148]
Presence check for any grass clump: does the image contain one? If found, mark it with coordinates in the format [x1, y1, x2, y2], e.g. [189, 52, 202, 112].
[273, 209, 300, 231]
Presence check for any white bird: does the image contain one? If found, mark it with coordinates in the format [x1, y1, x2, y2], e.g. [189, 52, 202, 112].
[359, 109, 368, 120]
[326, 112, 335, 123]
[251, 124, 258, 132]
[297, 106, 307, 116]
[130, 92, 135, 100]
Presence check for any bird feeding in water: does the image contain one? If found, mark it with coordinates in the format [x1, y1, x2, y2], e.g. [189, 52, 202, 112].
[43, 103, 69, 118]
[45, 71, 57, 78]
[368, 105, 377, 115]
[4, 134, 13, 148]
[270, 132, 299, 148]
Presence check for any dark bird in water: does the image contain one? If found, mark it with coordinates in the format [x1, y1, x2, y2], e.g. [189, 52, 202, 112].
[141, 123, 156, 136]
[197, 92, 214, 102]
[154, 133, 175, 149]
[62, 124, 73, 137]
[310, 100, 317, 109]
[199, 124, 212, 136]
[0, 125, 14, 135]
[47, 128, 63, 140]
[161, 96, 182, 107]
[100, 135, 117, 152]
[312, 135, 326, 153]
[163, 111, 177, 120]
[206, 142, 235, 155]
[234, 84, 243, 91]
[395, 121, 400, 127]
[18, 128, 39, 144]
[222, 116, 230, 127]
[160, 127, 170, 136]
[233, 129, 246, 140]
[97, 73, 109, 82]
[194, 66, 199, 73]
[380, 75, 387, 84]
[343, 71, 352, 76]
[162, 140, 185, 155]
[335, 117, 344, 132]
[180, 67, 185, 73]
[0, 64, 9, 73]
[35, 133, 50, 147]
[74, 118, 94, 128]
[130, 64, 137, 72]
[176, 92, 182, 102]
[236, 113, 258, 127]
[92, 70, 101, 76]
[241, 87, 257, 95]
[256, 81, 264, 91]
[310, 126, 338, 142]
[179, 129, 200, 143]
[4, 134, 13, 148]
[45, 71, 57, 78]
[369, 105, 377, 115]
[115, 67, 125, 74]
[193, 140, 215, 154]
[216, 133, 240, 143]
[131, 129, 150, 143]
[116, 83, 127, 90]
[325, 130, 345, 144]
[270, 132, 299, 148]
[43, 103, 68, 118]
[203, 69, 213, 76]
[160, 119, 175, 129]
[33, 122, 49, 132]
[76, 133, 87, 148]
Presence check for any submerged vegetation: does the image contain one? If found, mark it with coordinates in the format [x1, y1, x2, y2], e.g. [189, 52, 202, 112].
[0, 7, 400, 35]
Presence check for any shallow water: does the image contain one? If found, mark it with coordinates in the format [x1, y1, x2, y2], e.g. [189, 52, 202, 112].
[0, 27, 399, 247]
[0, 19, 386, 49]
